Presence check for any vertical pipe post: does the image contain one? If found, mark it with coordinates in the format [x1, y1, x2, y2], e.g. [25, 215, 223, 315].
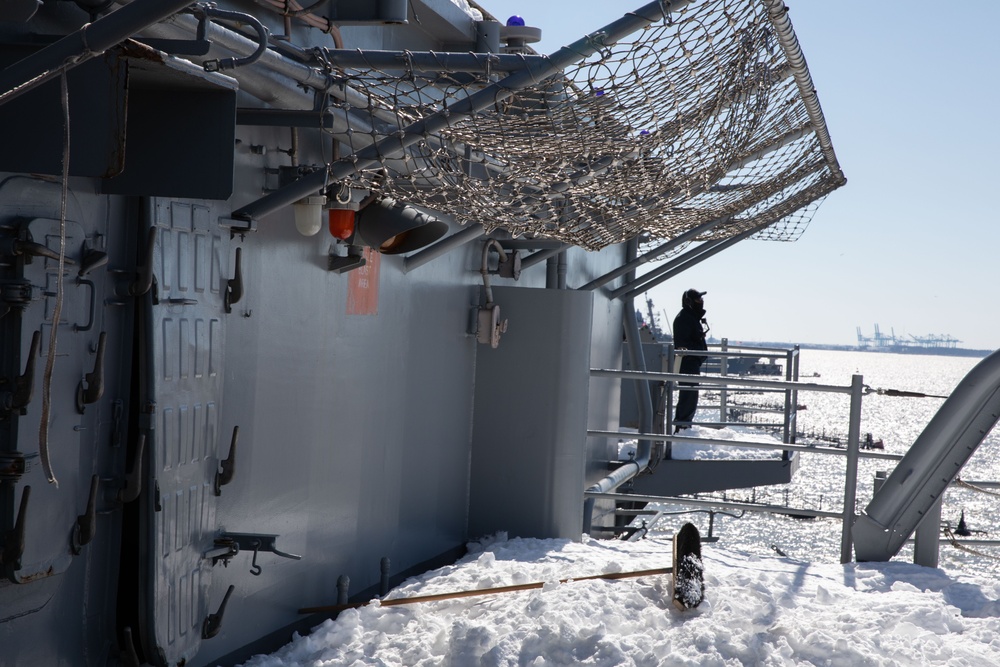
[913, 498, 942, 568]
[337, 575, 350, 605]
[789, 346, 800, 444]
[719, 338, 729, 424]
[379, 557, 391, 596]
[840, 374, 864, 563]
[782, 348, 794, 447]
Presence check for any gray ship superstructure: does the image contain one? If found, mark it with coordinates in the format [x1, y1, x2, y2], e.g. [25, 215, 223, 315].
[0, 1, 847, 664]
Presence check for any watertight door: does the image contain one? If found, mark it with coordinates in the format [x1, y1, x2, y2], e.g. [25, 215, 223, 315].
[140, 200, 229, 665]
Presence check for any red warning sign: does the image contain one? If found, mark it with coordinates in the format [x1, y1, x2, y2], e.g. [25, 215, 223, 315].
[347, 247, 380, 315]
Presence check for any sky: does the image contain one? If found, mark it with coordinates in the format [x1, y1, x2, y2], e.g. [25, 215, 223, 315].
[241, 530, 1000, 666]
[482, 1, 1000, 351]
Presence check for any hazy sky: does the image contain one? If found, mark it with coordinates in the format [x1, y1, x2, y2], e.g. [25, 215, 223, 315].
[483, 1, 1000, 350]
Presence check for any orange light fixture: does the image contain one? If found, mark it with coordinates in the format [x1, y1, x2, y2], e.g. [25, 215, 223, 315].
[328, 208, 356, 240]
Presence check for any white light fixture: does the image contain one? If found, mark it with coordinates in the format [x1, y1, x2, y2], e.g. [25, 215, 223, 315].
[293, 195, 327, 236]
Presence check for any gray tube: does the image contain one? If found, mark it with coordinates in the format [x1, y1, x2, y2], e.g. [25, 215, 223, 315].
[582, 239, 653, 533]
[762, 0, 845, 185]
[402, 223, 485, 273]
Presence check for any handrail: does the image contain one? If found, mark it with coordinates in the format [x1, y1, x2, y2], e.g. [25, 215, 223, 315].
[591, 368, 844, 394]
[588, 367, 866, 562]
[586, 429, 902, 462]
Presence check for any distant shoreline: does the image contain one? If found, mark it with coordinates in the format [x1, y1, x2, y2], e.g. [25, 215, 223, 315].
[734, 342, 994, 359]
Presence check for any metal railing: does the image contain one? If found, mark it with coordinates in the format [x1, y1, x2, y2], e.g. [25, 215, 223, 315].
[588, 367, 867, 563]
[678, 340, 801, 443]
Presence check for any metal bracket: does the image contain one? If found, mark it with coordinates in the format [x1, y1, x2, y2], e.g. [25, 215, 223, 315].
[328, 246, 367, 274]
[475, 304, 507, 349]
[206, 532, 301, 576]
[0, 451, 28, 482]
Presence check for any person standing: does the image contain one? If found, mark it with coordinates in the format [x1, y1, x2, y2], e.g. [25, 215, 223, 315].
[673, 289, 708, 432]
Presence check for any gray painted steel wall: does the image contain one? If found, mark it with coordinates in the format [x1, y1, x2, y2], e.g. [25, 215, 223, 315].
[0, 2, 631, 664]
[468, 286, 594, 540]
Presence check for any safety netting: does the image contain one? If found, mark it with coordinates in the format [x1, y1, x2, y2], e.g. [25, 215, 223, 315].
[322, 0, 844, 250]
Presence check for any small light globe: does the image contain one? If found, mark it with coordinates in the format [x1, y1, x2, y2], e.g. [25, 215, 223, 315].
[506, 15, 525, 26]
[293, 195, 326, 236]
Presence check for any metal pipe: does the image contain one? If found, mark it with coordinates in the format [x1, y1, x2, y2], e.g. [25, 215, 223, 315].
[317, 49, 548, 73]
[520, 245, 569, 270]
[591, 367, 850, 394]
[839, 374, 864, 563]
[587, 429, 902, 462]
[609, 236, 732, 301]
[0, 0, 195, 107]
[585, 491, 845, 521]
[583, 239, 655, 533]
[480, 239, 505, 305]
[230, 0, 695, 223]
[545, 255, 558, 289]
[762, 0, 846, 186]
[490, 239, 565, 250]
[402, 223, 484, 273]
[578, 215, 732, 292]
[198, 6, 269, 71]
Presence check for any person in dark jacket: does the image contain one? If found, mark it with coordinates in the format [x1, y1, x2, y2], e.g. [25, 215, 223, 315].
[673, 289, 708, 432]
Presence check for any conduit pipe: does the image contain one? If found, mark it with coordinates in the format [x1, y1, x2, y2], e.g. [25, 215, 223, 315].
[402, 223, 485, 273]
[479, 239, 506, 306]
[196, 5, 269, 71]
[519, 245, 569, 270]
[317, 50, 549, 74]
[582, 238, 654, 533]
[0, 0, 195, 107]
[762, 0, 846, 185]
[578, 215, 733, 292]
[610, 236, 733, 301]
[134, 7, 325, 109]
[230, 0, 696, 224]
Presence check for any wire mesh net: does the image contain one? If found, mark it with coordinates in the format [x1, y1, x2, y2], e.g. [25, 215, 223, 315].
[322, 0, 844, 251]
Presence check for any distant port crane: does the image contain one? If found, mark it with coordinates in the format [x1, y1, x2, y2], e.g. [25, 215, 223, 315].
[857, 325, 961, 350]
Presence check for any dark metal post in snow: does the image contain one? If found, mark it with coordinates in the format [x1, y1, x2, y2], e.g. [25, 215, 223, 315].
[840, 374, 864, 563]
[230, 0, 695, 224]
